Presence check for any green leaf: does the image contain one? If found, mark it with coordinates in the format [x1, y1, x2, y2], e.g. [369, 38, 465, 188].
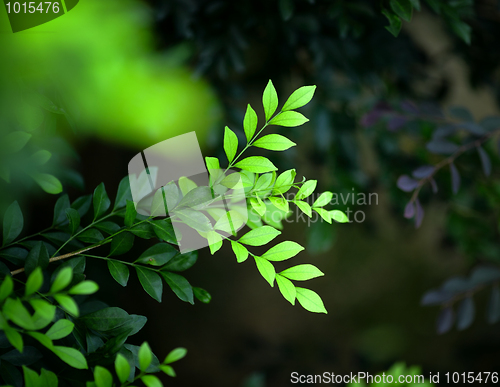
[25, 267, 43, 296]
[250, 197, 266, 217]
[178, 176, 197, 195]
[330, 210, 349, 223]
[280, 264, 324, 281]
[107, 261, 130, 287]
[161, 251, 196, 272]
[296, 180, 317, 200]
[314, 208, 331, 224]
[253, 173, 273, 193]
[262, 80, 278, 121]
[254, 257, 275, 287]
[269, 196, 289, 213]
[3, 201, 23, 246]
[382, 9, 402, 37]
[29, 149, 52, 165]
[161, 271, 194, 304]
[295, 287, 327, 314]
[164, 347, 187, 364]
[4, 298, 35, 330]
[449, 18, 471, 45]
[150, 219, 178, 244]
[141, 375, 162, 387]
[2, 131, 31, 153]
[272, 169, 296, 194]
[276, 274, 296, 305]
[125, 200, 137, 227]
[129, 222, 156, 239]
[109, 232, 134, 256]
[252, 134, 296, 151]
[39, 368, 58, 386]
[4, 327, 23, 352]
[53, 194, 70, 226]
[68, 280, 99, 295]
[114, 176, 132, 210]
[390, 0, 412, 22]
[0, 275, 14, 302]
[136, 267, 163, 302]
[207, 231, 223, 255]
[81, 307, 130, 331]
[224, 126, 239, 163]
[294, 201, 312, 217]
[234, 156, 277, 173]
[46, 319, 74, 340]
[65, 208, 81, 235]
[94, 366, 113, 387]
[29, 299, 56, 321]
[138, 342, 153, 371]
[71, 194, 92, 218]
[50, 266, 73, 293]
[135, 243, 177, 266]
[193, 287, 211, 304]
[205, 156, 220, 173]
[243, 104, 258, 142]
[282, 85, 316, 111]
[160, 364, 176, 377]
[24, 241, 49, 276]
[313, 191, 333, 207]
[269, 111, 308, 127]
[27, 331, 53, 349]
[230, 241, 249, 263]
[177, 186, 215, 209]
[23, 366, 39, 387]
[32, 173, 63, 194]
[53, 346, 88, 369]
[115, 353, 131, 384]
[53, 294, 79, 316]
[262, 241, 304, 261]
[238, 225, 281, 246]
[93, 183, 111, 220]
[214, 210, 246, 235]
[77, 228, 104, 244]
[0, 247, 28, 266]
[174, 207, 212, 233]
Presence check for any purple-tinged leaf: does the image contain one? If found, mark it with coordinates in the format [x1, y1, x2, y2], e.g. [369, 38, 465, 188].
[400, 100, 419, 114]
[421, 289, 453, 306]
[433, 124, 458, 139]
[450, 163, 460, 194]
[415, 199, 424, 228]
[461, 122, 485, 136]
[457, 296, 475, 331]
[448, 106, 474, 122]
[426, 139, 459, 155]
[487, 285, 500, 324]
[387, 116, 407, 131]
[404, 201, 415, 219]
[477, 146, 492, 176]
[412, 165, 434, 179]
[480, 116, 500, 132]
[397, 175, 419, 192]
[436, 307, 454, 334]
[430, 178, 438, 193]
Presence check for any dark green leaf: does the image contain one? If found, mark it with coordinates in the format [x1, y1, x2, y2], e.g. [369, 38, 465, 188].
[0, 247, 28, 266]
[24, 241, 49, 276]
[71, 195, 92, 218]
[109, 232, 134, 256]
[2, 131, 31, 153]
[81, 307, 130, 331]
[93, 183, 111, 220]
[390, 0, 412, 22]
[77, 229, 104, 244]
[193, 287, 211, 304]
[161, 251, 197, 272]
[382, 9, 402, 37]
[53, 194, 70, 226]
[3, 201, 23, 246]
[161, 271, 193, 304]
[65, 208, 81, 235]
[114, 176, 132, 210]
[150, 219, 178, 244]
[95, 221, 121, 235]
[107, 261, 130, 287]
[0, 346, 42, 366]
[136, 267, 163, 302]
[135, 243, 177, 266]
[129, 222, 155, 239]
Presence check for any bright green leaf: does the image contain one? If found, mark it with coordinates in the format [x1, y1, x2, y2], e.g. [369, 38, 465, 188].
[0, 275, 14, 302]
[294, 201, 312, 217]
[238, 225, 281, 246]
[296, 180, 317, 200]
[269, 197, 289, 213]
[141, 374, 162, 387]
[164, 347, 187, 364]
[282, 85, 316, 111]
[234, 156, 277, 173]
[4, 327, 23, 352]
[224, 126, 238, 163]
[262, 241, 304, 261]
[53, 346, 88, 369]
[262, 80, 278, 121]
[330, 210, 349, 223]
[68, 280, 99, 295]
[250, 197, 266, 217]
[115, 353, 131, 384]
[295, 287, 328, 314]
[254, 257, 275, 287]
[272, 169, 296, 194]
[4, 298, 35, 330]
[269, 111, 309, 127]
[32, 173, 63, 194]
[53, 294, 79, 316]
[243, 104, 258, 142]
[178, 176, 197, 196]
[25, 267, 43, 296]
[46, 319, 74, 340]
[280, 264, 324, 281]
[50, 267, 73, 293]
[138, 342, 153, 371]
[313, 191, 333, 207]
[252, 134, 296, 151]
[276, 274, 296, 305]
[94, 366, 113, 387]
[160, 364, 176, 377]
[230, 241, 248, 263]
[314, 208, 331, 224]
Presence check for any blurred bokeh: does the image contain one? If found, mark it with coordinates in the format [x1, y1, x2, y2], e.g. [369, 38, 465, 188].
[2, 0, 500, 386]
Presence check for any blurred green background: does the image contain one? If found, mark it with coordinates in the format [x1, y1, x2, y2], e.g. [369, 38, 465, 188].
[1, 0, 500, 385]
